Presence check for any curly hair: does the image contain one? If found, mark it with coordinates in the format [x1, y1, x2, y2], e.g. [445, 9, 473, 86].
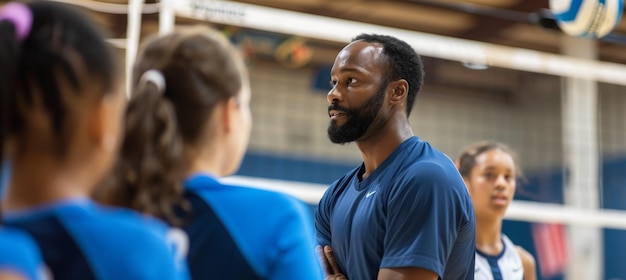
[100, 26, 246, 224]
[353, 33, 424, 116]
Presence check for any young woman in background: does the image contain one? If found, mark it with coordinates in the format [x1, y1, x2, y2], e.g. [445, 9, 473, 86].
[457, 141, 536, 280]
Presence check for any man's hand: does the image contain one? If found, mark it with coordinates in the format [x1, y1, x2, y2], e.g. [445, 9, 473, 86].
[316, 245, 347, 280]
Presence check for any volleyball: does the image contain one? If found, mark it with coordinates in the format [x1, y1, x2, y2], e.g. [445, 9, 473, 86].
[549, 0, 624, 38]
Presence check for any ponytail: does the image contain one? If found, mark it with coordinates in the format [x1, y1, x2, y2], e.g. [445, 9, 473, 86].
[99, 70, 187, 224]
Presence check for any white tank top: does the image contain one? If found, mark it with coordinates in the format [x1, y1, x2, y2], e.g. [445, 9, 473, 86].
[474, 234, 524, 280]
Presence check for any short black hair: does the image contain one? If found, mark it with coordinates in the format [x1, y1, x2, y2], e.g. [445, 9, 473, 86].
[352, 34, 423, 116]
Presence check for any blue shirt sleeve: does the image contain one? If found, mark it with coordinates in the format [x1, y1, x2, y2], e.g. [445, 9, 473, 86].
[315, 186, 333, 247]
[315, 173, 353, 248]
[192, 180, 324, 280]
[0, 227, 45, 280]
[380, 160, 473, 277]
[269, 196, 324, 280]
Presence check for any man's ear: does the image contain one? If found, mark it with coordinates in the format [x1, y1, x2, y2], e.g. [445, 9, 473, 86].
[389, 79, 409, 102]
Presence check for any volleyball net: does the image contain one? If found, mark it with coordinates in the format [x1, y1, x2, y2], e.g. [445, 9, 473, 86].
[50, 0, 626, 279]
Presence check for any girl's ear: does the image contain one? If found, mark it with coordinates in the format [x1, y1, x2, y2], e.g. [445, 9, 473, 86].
[89, 92, 124, 153]
[88, 97, 108, 151]
[220, 97, 239, 134]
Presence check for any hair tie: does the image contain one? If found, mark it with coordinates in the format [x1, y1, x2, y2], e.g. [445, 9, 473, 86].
[139, 69, 166, 94]
[0, 2, 33, 42]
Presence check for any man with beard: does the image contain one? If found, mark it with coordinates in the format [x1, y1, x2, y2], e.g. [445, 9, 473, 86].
[315, 34, 476, 280]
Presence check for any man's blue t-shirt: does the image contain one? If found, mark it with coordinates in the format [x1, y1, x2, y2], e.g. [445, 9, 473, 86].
[3, 198, 189, 280]
[179, 174, 324, 280]
[0, 227, 45, 279]
[315, 136, 475, 280]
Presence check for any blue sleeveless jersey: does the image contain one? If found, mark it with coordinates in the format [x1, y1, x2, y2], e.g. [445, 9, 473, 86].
[3, 198, 189, 280]
[0, 227, 45, 279]
[178, 174, 324, 280]
[475, 235, 524, 280]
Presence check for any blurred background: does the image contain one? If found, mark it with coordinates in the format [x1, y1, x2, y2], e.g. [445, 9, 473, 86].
[21, 0, 626, 279]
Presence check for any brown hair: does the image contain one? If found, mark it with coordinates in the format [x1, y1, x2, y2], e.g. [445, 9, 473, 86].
[100, 26, 246, 223]
[456, 141, 525, 182]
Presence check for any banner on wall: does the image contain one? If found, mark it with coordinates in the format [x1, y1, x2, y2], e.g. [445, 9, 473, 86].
[532, 223, 569, 278]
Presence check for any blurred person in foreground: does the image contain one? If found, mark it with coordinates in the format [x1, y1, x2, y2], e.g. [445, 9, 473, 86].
[456, 141, 536, 280]
[97, 26, 324, 280]
[0, 2, 188, 279]
[0, 5, 45, 277]
[315, 33, 476, 280]
[0, 224, 45, 280]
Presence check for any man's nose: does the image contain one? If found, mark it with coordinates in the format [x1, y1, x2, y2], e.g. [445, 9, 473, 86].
[327, 86, 342, 104]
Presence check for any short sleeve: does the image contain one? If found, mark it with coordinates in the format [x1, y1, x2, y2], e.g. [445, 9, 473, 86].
[269, 197, 324, 280]
[380, 161, 470, 277]
[316, 174, 354, 248]
[315, 188, 333, 247]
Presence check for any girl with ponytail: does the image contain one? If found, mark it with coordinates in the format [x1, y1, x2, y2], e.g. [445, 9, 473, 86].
[0, 4, 47, 280]
[100, 26, 324, 279]
[0, 2, 188, 279]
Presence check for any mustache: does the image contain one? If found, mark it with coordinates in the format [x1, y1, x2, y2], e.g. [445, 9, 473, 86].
[328, 103, 350, 114]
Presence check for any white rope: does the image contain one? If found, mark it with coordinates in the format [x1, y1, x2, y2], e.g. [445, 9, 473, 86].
[125, 0, 144, 99]
[222, 175, 626, 230]
[159, 0, 175, 35]
[105, 38, 126, 49]
[47, 0, 159, 14]
[166, 0, 626, 86]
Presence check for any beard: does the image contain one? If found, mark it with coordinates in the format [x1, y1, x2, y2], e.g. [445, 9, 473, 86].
[327, 82, 387, 144]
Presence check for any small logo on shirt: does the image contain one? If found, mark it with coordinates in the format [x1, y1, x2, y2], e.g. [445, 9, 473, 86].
[512, 266, 522, 273]
[366, 190, 377, 198]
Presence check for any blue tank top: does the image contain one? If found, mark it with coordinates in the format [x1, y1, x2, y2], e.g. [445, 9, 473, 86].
[0, 227, 45, 279]
[178, 174, 324, 279]
[475, 234, 524, 280]
[3, 198, 189, 280]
